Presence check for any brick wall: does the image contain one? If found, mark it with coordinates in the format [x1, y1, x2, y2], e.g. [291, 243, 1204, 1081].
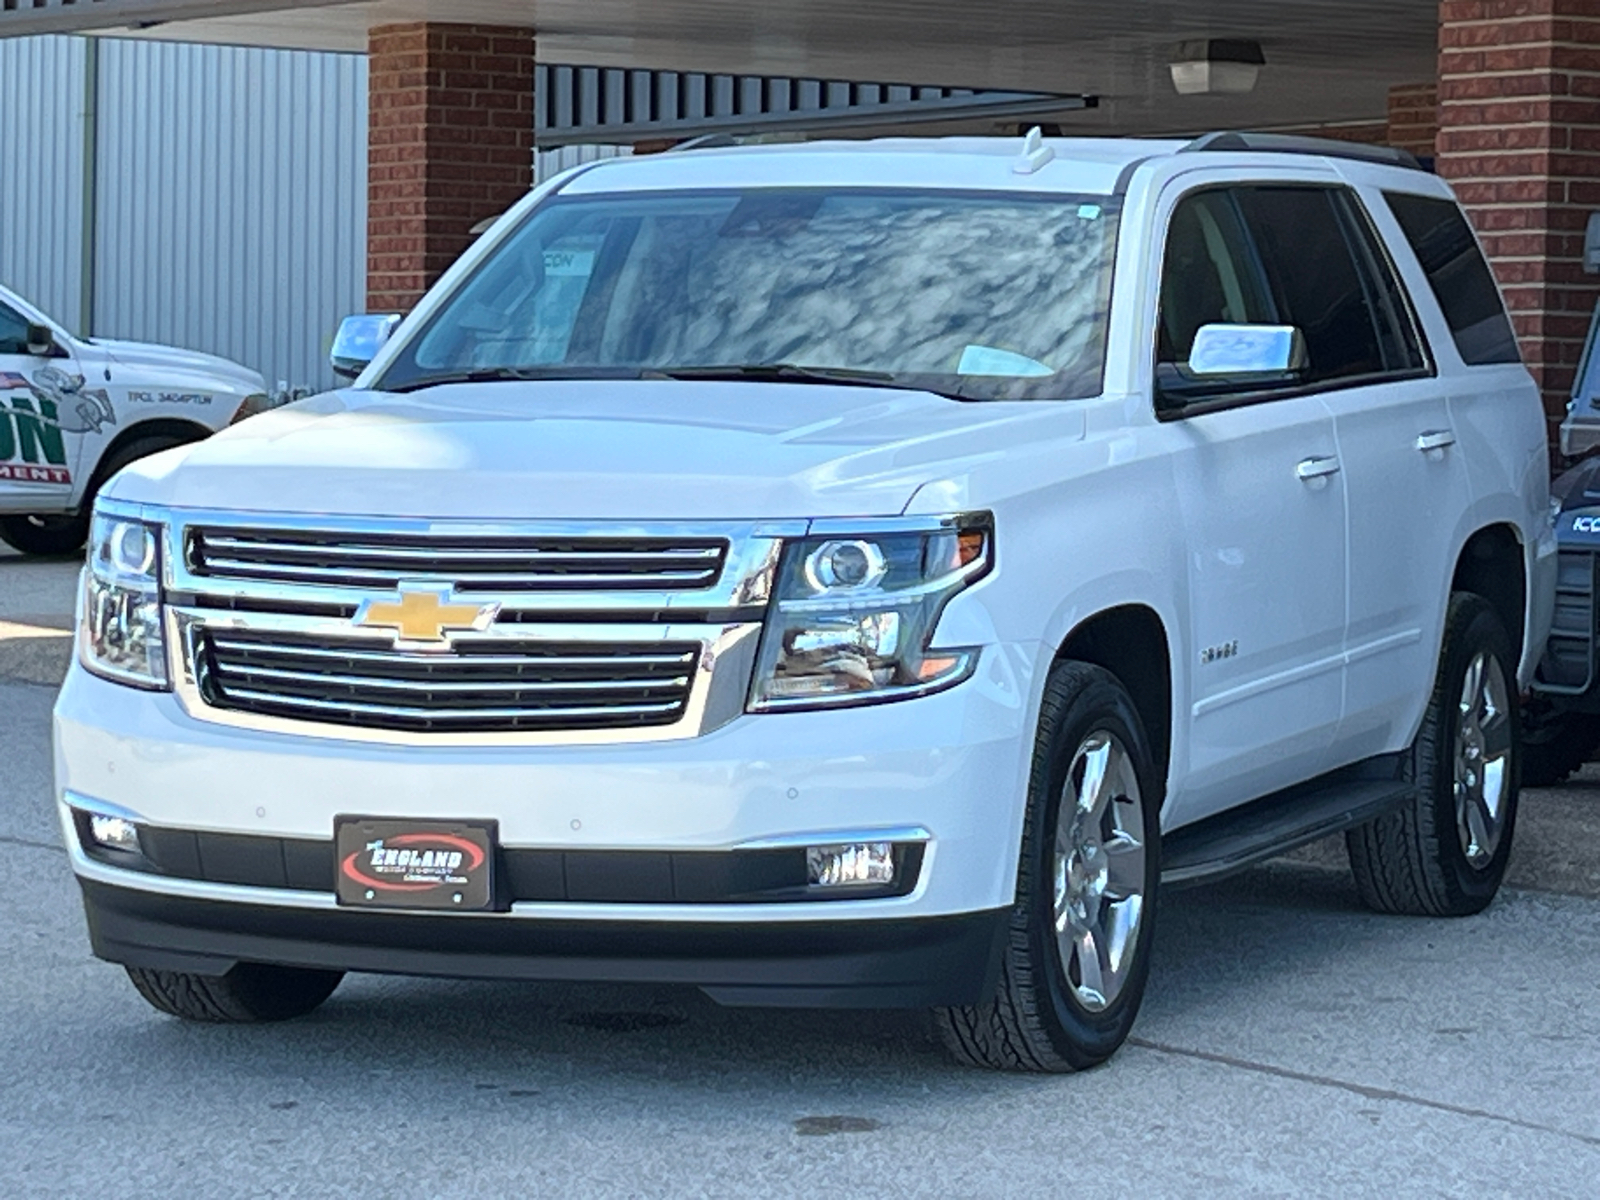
[1436, 0, 1600, 429]
[367, 23, 535, 314]
[1387, 82, 1440, 158]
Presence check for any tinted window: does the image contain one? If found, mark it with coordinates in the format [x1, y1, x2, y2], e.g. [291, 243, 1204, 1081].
[1235, 187, 1395, 384]
[1383, 191, 1521, 365]
[0, 303, 30, 355]
[1157, 189, 1276, 370]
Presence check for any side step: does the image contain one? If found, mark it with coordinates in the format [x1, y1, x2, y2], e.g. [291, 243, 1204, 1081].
[1160, 760, 1413, 889]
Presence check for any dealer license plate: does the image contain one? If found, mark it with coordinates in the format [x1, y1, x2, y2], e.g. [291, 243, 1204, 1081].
[334, 817, 495, 911]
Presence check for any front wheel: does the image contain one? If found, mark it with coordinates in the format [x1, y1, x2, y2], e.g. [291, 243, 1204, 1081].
[126, 963, 344, 1022]
[0, 512, 90, 557]
[934, 661, 1161, 1072]
[1347, 593, 1519, 916]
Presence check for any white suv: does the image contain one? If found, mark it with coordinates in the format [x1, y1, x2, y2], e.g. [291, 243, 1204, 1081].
[55, 133, 1555, 1071]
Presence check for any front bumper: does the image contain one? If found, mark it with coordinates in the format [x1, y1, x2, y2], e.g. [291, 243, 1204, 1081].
[56, 643, 1038, 1001]
[79, 879, 1010, 1008]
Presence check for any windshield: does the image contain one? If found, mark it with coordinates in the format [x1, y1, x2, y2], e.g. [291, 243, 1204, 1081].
[375, 187, 1121, 401]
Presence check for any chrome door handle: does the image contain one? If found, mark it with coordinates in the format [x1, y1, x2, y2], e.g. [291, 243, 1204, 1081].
[1416, 429, 1456, 452]
[1296, 456, 1341, 481]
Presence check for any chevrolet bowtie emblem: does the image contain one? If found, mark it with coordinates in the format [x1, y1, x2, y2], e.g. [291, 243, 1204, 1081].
[352, 585, 500, 647]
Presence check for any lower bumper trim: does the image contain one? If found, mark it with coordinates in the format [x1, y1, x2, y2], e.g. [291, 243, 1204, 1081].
[80, 879, 1010, 1009]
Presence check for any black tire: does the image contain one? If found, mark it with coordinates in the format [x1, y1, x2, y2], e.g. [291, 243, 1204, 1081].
[1347, 593, 1519, 917]
[933, 662, 1161, 1072]
[0, 433, 188, 557]
[1519, 705, 1600, 789]
[0, 512, 91, 557]
[125, 963, 343, 1023]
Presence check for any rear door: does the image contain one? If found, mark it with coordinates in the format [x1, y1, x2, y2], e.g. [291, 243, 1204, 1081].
[1230, 184, 1466, 762]
[1153, 180, 1350, 824]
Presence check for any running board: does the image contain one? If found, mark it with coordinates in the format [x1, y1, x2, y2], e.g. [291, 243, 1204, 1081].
[1160, 759, 1413, 888]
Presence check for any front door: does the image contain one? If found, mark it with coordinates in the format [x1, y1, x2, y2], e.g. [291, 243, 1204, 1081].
[1152, 182, 1349, 823]
[0, 299, 80, 514]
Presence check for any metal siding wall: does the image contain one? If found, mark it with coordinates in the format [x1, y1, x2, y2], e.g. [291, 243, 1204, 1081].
[94, 39, 366, 394]
[0, 35, 87, 332]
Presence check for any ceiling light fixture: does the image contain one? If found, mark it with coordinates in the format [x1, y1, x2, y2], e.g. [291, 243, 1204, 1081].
[1169, 39, 1266, 96]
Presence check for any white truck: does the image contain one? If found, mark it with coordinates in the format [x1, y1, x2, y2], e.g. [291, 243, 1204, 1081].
[0, 284, 268, 556]
[55, 133, 1554, 1072]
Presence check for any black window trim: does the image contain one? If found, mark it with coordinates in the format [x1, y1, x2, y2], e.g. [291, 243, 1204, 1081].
[1153, 181, 1437, 424]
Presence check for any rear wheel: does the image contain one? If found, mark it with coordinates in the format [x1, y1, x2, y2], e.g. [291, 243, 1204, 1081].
[1347, 593, 1518, 916]
[0, 433, 189, 557]
[934, 662, 1160, 1072]
[125, 963, 343, 1023]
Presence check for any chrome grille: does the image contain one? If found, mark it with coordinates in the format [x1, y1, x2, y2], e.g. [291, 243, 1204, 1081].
[196, 629, 700, 734]
[186, 527, 728, 592]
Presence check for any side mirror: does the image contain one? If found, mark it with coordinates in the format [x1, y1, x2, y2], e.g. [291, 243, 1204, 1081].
[1188, 323, 1306, 377]
[330, 313, 402, 380]
[25, 323, 55, 357]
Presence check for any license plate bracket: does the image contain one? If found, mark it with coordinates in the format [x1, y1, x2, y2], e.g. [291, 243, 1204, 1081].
[334, 817, 496, 911]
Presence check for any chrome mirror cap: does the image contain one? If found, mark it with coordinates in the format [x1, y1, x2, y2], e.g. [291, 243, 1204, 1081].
[330, 313, 401, 380]
[1188, 323, 1306, 377]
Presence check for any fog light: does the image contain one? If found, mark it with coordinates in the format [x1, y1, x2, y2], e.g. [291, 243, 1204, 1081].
[89, 814, 141, 852]
[807, 842, 895, 888]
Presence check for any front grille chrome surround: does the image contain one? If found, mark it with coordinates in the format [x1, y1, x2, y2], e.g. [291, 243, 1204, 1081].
[187, 527, 729, 592]
[146, 507, 799, 746]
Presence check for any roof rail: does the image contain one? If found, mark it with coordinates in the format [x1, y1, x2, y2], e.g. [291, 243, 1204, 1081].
[1180, 131, 1426, 172]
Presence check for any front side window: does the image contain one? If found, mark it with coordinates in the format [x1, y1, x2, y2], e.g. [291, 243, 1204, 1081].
[377, 188, 1122, 402]
[1157, 185, 1430, 412]
[1383, 191, 1521, 366]
[0, 303, 31, 356]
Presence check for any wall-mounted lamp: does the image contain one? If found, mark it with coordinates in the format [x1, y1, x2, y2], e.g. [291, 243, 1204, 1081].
[1169, 39, 1265, 95]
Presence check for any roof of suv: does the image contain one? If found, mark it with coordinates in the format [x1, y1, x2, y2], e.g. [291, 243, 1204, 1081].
[557, 132, 1428, 199]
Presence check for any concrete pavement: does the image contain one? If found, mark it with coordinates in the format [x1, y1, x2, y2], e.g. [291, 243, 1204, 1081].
[3, 550, 1599, 1197]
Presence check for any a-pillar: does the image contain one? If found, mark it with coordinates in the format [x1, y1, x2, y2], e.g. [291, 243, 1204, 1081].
[367, 23, 535, 314]
[1436, 0, 1600, 436]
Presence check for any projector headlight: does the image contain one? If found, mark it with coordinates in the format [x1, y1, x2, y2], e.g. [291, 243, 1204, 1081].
[749, 514, 992, 710]
[80, 511, 168, 689]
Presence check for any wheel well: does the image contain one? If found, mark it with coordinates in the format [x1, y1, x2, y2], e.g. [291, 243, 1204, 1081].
[88, 418, 212, 491]
[1452, 524, 1525, 665]
[1055, 605, 1172, 779]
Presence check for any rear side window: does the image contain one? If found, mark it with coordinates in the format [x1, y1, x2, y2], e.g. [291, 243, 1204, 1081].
[1383, 192, 1521, 365]
[1234, 186, 1426, 385]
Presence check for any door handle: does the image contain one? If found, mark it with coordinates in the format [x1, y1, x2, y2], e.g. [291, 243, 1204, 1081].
[1296, 456, 1341, 481]
[1416, 429, 1456, 453]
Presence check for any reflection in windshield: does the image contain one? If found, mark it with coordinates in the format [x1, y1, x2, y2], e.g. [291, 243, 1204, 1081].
[379, 188, 1121, 401]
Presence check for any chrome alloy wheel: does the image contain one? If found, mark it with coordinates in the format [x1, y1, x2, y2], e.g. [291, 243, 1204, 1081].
[1454, 650, 1513, 868]
[1053, 731, 1147, 1014]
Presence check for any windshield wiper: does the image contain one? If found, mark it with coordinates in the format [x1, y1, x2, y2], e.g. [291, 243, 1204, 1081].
[383, 365, 650, 393]
[653, 362, 945, 392]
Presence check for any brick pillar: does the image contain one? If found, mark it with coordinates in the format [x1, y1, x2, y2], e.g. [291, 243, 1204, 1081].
[367, 23, 535, 314]
[1387, 82, 1439, 159]
[1437, 0, 1600, 430]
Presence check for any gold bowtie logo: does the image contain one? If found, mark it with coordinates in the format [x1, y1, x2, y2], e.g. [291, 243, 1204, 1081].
[352, 586, 500, 646]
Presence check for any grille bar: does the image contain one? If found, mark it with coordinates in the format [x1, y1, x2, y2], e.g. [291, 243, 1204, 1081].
[223, 688, 683, 724]
[200, 537, 722, 564]
[207, 636, 694, 670]
[215, 664, 692, 696]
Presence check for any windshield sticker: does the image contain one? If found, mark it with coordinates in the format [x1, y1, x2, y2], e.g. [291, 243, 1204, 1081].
[543, 249, 596, 277]
[1078, 204, 1103, 220]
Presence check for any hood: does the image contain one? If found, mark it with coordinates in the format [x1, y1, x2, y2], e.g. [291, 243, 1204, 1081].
[106, 380, 1084, 520]
[96, 337, 266, 394]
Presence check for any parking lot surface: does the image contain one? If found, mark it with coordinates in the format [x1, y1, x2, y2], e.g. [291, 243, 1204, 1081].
[3, 551, 1599, 1197]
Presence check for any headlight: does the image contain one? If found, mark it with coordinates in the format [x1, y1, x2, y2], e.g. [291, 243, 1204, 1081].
[748, 514, 992, 710]
[80, 512, 168, 689]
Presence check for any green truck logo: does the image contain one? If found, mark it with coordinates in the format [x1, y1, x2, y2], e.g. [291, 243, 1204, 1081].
[0, 365, 118, 486]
